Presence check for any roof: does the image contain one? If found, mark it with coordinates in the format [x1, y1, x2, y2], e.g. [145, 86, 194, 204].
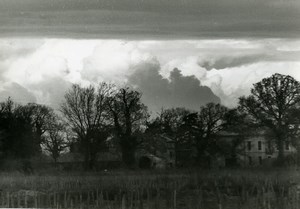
[160, 135, 174, 143]
[216, 131, 239, 137]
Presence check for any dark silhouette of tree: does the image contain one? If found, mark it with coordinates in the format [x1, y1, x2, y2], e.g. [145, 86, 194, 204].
[22, 103, 55, 153]
[144, 108, 192, 166]
[0, 98, 49, 159]
[239, 73, 300, 164]
[219, 108, 250, 167]
[156, 107, 191, 137]
[61, 83, 112, 170]
[180, 103, 228, 167]
[107, 87, 148, 167]
[42, 116, 69, 165]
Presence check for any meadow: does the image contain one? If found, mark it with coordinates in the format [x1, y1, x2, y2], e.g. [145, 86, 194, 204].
[0, 169, 300, 209]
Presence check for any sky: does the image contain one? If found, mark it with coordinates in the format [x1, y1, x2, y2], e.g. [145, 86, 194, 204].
[0, 0, 300, 113]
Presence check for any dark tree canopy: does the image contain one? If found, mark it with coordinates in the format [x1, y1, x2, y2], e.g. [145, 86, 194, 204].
[42, 115, 69, 165]
[239, 73, 300, 163]
[61, 83, 112, 170]
[142, 107, 192, 166]
[0, 73, 299, 170]
[107, 86, 149, 167]
[156, 107, 192, 137]
[0, 98, 54, 159]
[179, 103, 229, 167]
[22, 103, 55, 152]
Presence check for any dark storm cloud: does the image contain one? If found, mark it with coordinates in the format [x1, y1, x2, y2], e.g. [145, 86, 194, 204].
[0, 0, 299, 39]
[199, 54, 264, 70]
[198, 50, 300, 70]
[128, 61, 220, 113]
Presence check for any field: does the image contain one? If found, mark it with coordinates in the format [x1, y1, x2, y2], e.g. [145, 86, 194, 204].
[0, 169, 300, 209]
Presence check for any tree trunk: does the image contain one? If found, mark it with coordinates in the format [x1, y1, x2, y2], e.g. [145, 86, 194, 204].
[275, 121, 286, 166]
[121, 137, 136, 168]
[82, 136, 93, 171]
[53, 156, 58, 167]
[84, 151, 90, 171]
[89, 153, 97, 170]
[277, 138, 285, 166]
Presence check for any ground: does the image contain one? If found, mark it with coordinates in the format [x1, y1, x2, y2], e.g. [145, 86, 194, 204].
[0, 168, 299, 208]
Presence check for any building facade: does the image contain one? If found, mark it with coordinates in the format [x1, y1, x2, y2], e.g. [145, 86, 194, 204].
[136, 135, 176, 169]
[241, 135, 296, 166]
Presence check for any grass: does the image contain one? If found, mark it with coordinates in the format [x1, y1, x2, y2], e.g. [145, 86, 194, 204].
[0, 168, 300, 208]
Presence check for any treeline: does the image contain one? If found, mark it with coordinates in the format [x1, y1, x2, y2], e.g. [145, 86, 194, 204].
[0, 73, 300, 170]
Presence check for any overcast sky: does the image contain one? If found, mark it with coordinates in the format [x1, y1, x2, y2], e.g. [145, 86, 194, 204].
[0, 0, 299, 113]
[1, 0, 300, 39]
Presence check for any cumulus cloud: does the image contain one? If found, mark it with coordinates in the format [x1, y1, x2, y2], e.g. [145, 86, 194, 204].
[203, 63, 300, 106]
[0, 82, 36, 104]
[128, 60, 220, 113]
[28, 77, 72, 108]
[81, 41, 153, 84]
[0, 38, 299, 110]
[0, 39, 156, 108]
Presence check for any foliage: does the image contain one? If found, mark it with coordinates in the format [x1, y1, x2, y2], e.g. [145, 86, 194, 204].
[0, 98, 54, 159]
[177, 103, 229, 167]
[239, 73, 300, 163]
[143, 107, 193, 166]
[42, 115, 69, 164]
[107, 86, 149, 167]
[0, 73, 300, 170]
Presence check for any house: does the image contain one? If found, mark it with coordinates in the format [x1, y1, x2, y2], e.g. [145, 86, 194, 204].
[56, 140, 122, 170]
[241, 133, 296, 166]
[137, 135, 176, 169]
[60, 135, 176, 169]
[215, 131, 241, 167]
[216, 129, 298, 167]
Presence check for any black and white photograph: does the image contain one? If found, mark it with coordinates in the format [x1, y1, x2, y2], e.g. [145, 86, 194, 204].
[0, 0, 300, 208]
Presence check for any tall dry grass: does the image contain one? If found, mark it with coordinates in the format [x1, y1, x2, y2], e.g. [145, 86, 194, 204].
[0, 168, 299, 208]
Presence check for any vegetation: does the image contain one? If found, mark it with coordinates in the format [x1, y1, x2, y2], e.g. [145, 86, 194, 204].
[60, 83, 112, 170]
[0, 73, 299, 208]
[239, 74, 300, 164]
[0, 169, 299, 208]
[0, 73, 299, 170]
[107, 86, 149, 168]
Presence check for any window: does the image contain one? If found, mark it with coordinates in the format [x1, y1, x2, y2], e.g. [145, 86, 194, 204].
[258, 156, 262, 165]
[248, 156, 252, 165]
[247, 141, 252, 151]
[258, 141, 262, 151]
[169, 151, 173, 159]
[285, 141, 290, 150]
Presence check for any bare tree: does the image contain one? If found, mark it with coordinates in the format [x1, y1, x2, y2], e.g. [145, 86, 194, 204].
[107, 87, 149, 167]
[239, 73, 300, 164]
[42, 117, 69, 165]
[60, 83, 112, 170]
